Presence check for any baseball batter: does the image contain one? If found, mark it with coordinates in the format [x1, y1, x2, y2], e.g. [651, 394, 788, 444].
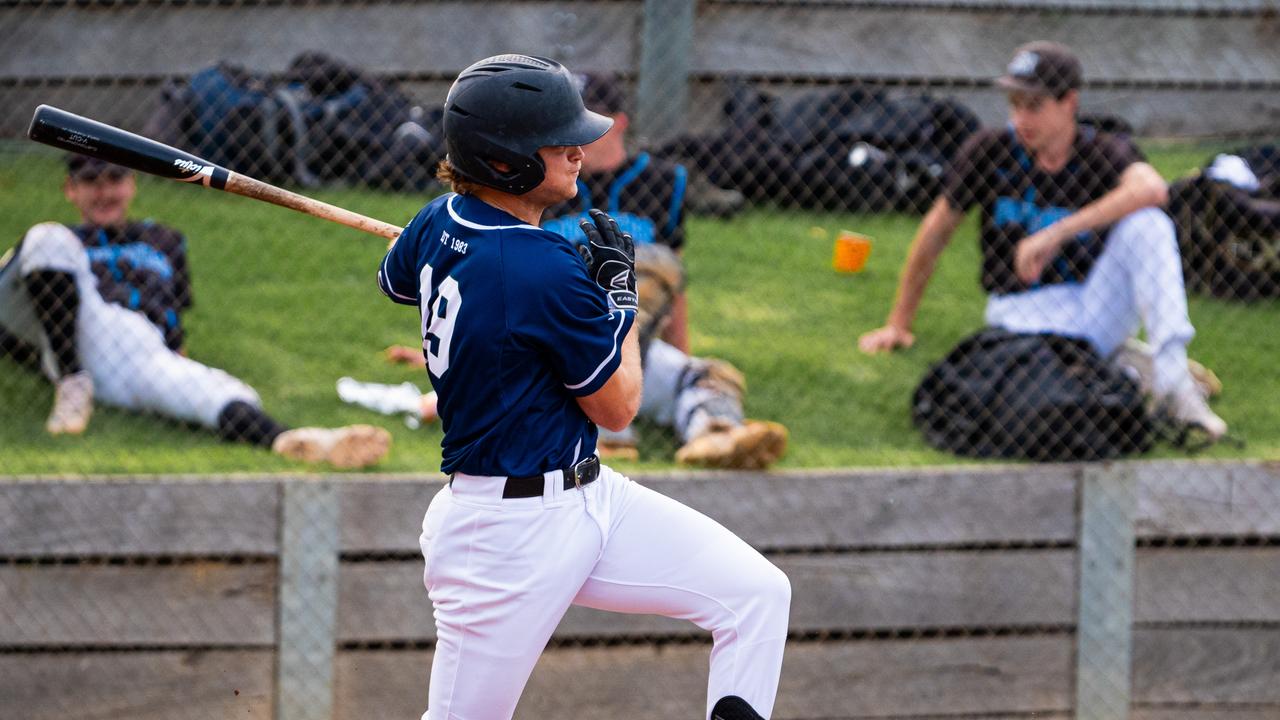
[0, 155, 390, 467]
[360, 72, 788, 469]
[377, 55, 789, 719]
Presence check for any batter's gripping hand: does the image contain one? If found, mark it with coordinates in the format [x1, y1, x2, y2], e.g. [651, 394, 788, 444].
[578, 209, 638, 312]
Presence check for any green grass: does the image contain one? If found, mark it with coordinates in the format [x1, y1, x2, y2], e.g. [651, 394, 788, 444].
[1, 141, 1276, 474]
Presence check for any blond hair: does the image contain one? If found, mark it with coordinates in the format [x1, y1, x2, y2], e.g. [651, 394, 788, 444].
[435, 158, 486, 196]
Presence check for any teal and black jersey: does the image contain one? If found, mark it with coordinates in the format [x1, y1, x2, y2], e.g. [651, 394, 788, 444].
[543, 152, 688, 250]
[944, 126, 1141, 295]
[378, 193, 634, 477]
[71, 221, 192, 350]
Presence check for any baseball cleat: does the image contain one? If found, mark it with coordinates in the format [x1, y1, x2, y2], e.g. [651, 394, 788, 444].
[675, 420, 788, 470]
[1113, 338, 1221, 399]
[711, 695, 766, 720]
[272, 424, 392, 468]
[1188, 358, 1223, 399]
[1158, 382, 1228, 442]
[46, 371, 94, 435]
[597, 438, 640, 462]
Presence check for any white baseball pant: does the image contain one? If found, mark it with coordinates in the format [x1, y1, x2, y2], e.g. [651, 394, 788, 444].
[985, 207, 1197, 395]
[0, 222, 260, 427]
[419, 463, 791, 720]
[598, 338, 742, 448]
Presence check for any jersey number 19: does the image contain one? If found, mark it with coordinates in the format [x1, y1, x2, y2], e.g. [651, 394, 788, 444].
[419, 262, 462, 377]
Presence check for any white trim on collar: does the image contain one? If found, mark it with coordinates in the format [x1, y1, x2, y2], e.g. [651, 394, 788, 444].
[447, 194, 541, 231]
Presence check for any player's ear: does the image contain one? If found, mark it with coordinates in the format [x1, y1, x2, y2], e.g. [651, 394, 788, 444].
[1060, 89, 1080, 115]
[613, 112, 629, 134]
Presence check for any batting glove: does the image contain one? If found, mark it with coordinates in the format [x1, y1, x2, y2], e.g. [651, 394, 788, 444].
[578, 208, 638, 312]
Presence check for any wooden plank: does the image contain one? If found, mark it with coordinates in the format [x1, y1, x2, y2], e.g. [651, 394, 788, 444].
[0, 562, 275, 646]
[2, 4, 1275, 84]
[694, 8, 1280, 82]
[1133, 709, 1280, 720]
[684, 81, 1280, 140]
[336, 550, 1077, 642]
[657, 468, 1078, 549]
[0, 3, 640, 79]
[634, 0, 695, 144]
[340, 467, 1079, 553]
[1, 461, 1270, 558]
[6, 546, 1262, 650]
[338, 480, 443, 553]
[334, 636, 1074, 719]
[0, 650, 274, 720]
[1135, 462, 1280, 538]
[1136, 547, 1280, 623]
[1134, 628, 1280, 705]
[717, 0, 1276, 9]
[0, 480, 279, 557]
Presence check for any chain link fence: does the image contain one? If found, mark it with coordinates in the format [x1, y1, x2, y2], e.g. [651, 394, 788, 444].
[1, 0, 1279, 472]
[2, 1, 1279, 719]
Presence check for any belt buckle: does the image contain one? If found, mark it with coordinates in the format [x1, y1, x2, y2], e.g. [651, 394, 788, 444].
[570, 461, 583, 490]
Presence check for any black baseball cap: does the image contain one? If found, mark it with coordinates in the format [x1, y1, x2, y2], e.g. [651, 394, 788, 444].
[996, 41, 1082, 98]
[572, 71, 627, 115]
[65, 154, 132, 182]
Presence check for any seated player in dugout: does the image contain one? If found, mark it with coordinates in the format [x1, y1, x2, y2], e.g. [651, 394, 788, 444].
[858, 41, 1227, 440]
[0, 154, 391, 467]
[365, 72, 789, 470]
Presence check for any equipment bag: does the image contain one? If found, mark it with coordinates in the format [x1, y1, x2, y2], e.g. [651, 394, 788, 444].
[912, 328, 1152, 461]
[656, 81, 979, 212]
[145, 53, 444, 189]
[1169, 146, 1280, 301]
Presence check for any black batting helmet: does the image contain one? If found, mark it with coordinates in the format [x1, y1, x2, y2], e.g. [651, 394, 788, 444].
[443, 54, 613, 195]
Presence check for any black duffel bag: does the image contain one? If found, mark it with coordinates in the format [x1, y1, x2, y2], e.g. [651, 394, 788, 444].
[912, 328, 1152, 461]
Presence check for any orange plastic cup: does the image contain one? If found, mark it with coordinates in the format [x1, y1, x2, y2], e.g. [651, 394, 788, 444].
[832, 231, 872, 273]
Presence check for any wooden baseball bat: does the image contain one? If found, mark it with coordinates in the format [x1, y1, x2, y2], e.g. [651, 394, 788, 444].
[27, 104, 403, 241]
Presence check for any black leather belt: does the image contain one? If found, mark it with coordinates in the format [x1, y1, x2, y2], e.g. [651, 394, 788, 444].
[501, 455, 601, 498]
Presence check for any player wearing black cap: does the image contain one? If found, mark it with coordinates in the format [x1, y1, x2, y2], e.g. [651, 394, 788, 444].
[378, 55, 790, 720]
[859, 40, 1226, 440]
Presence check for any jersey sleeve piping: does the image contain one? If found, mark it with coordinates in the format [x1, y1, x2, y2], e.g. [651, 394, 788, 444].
[377, 254, 418, 305]
[564, 309, 633, 392]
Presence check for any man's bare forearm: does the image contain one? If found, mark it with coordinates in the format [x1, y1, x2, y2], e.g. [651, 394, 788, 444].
[1042, 162, 1168, 248]
[886, 198, 964, 330]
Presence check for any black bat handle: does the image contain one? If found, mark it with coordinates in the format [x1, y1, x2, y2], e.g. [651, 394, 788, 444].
[27, 104, 231, 189]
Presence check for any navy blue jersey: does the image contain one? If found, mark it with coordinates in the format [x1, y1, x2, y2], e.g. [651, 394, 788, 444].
[378, 193, 635, 477]
[542, 152, 688, 249]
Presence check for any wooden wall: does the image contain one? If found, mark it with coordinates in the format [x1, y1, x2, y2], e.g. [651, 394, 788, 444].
[1, 0, 1278, 140]
[2, 461, 1279, 719]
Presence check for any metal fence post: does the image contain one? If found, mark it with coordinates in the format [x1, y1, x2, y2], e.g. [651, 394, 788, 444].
[1076, 463, 1136, 720]
[635, 0, 695, 146]
[276, 479, 340, 720]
